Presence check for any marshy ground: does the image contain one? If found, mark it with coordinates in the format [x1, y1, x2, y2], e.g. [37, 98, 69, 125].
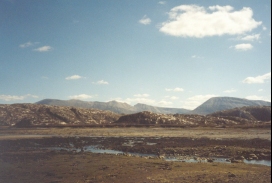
[0, 127, 271, 183]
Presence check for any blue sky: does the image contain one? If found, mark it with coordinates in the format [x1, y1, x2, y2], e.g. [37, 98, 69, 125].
[0, 0, 271, 109]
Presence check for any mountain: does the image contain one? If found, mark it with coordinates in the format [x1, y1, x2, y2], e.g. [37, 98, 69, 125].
[208, 106, 271, 122]
[36, 99, 136, 114]
[0, 103, 120, 126]
[36, 97, 271, 115]
[36, 99, 190, 114]
[192, 97, 271, 115]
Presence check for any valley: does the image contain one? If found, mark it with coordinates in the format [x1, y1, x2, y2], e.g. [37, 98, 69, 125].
[0, 97, 271, 182]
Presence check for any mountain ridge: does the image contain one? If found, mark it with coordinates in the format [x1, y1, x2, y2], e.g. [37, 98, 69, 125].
[36, 97, 271, 115]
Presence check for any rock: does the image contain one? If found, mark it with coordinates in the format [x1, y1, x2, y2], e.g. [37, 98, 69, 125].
[228, 173, 236, 177]
[231, 159, 243, 163]
[207, 158, 213, 163]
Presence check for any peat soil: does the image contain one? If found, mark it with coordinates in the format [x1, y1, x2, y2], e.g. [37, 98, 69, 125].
[0, 128, 271, 182]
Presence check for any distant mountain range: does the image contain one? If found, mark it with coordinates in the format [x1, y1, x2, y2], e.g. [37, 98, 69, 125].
[36, 97, 271, 115]
[36, 99, 190, 114]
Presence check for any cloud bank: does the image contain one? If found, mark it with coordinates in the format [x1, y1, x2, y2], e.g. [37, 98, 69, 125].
[243, 72, 271, 84]
[160, 5, 262, 38]
[165, 87, 184, 92]
[69, 94, 94, 100]
[0, 94, 38, 101]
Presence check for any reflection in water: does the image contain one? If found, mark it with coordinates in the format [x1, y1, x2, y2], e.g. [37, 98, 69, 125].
[46, 145, 271, 167]
[244, 159, 271, 166]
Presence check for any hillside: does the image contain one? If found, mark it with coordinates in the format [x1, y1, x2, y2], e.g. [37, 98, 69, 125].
[208, 106, 271, 122]
[0, 103, 120, 126]
[114, 109, 270, 127]
[192, 97, 271, 115]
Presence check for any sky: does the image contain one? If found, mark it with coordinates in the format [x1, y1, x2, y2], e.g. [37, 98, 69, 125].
[0, 0, 271, 110]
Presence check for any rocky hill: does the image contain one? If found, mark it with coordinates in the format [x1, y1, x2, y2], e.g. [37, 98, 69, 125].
[208, 106, 271, 122]
[192, 97, 271, 115]
[0, 103, 121, 127]
[114, 109, 270, 127]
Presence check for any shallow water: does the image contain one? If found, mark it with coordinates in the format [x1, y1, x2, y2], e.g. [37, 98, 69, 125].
[46, 145, 271, 166]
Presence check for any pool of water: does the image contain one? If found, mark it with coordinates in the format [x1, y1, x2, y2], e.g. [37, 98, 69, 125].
[46, 145, 271, 166]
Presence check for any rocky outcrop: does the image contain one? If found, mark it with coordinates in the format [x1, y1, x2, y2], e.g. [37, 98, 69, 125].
[0, 104, 121, 126]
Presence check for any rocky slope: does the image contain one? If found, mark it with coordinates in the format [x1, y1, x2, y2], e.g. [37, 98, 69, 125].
[115, 106, 271, 126]
[114, 112, 266, 127]
[0, 103, 120, 126]
[192, 97, 271, 115]
[208, 106, 271, 122]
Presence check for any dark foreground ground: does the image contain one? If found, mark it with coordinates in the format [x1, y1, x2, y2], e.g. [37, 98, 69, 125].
[0, 127, 271, 183]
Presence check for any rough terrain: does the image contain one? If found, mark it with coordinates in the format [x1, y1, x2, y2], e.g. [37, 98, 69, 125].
[0, 127, 270, 183]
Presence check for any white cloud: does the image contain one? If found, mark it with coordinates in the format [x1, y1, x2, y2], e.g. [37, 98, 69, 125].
[262, 26, 267, 30]
[33, 46, 52, 52]
[258, 89, 264, 92]
[165, 87, 184, 92]
[157, 100, 173, 107]
[158, 1, 166, 5]
[92, 80, 109, 85]
[242, 72, 271, 84]
[182, 94, 217, 110]
[245, 95, 265, 101]
[119, 97, 156, 105]
[68, 94, 94, 100]
[159, 5, 262, 38]
[233, 43, 253, 51]
[165, 96, 179, 100]
[223, 88, 236, 93]
[240, 34, 260, 41]
[191, 55, 203, 59]
[139, 15, 151, 25]
[0, 94, 38, 101]
[65, 75, 83, 80]
[134, 94, 150, 97]
[19, 41, 34, 48]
